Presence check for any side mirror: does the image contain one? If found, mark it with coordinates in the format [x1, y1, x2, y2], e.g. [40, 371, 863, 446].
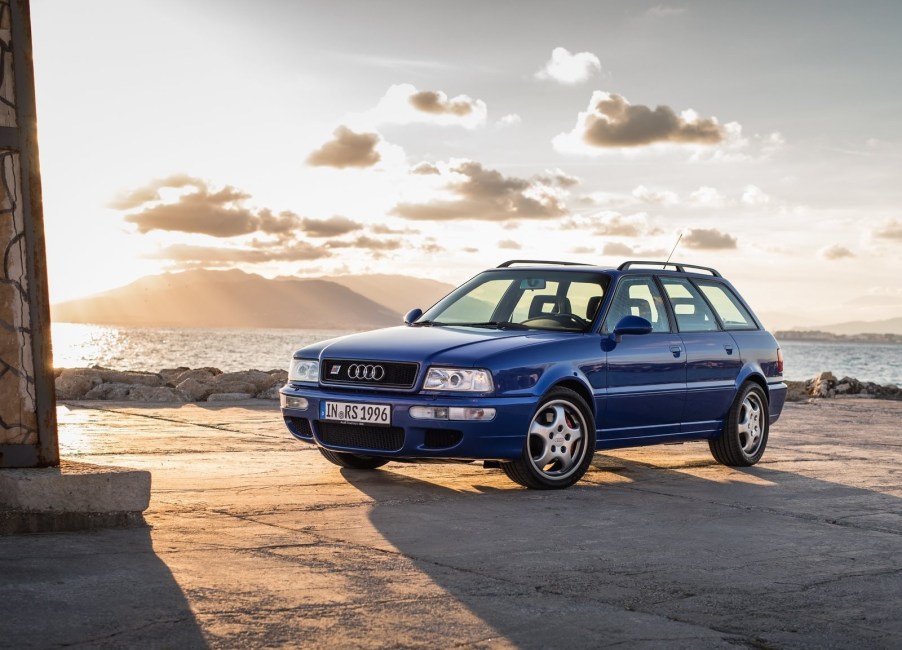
[613, 315, 653, 338]
[404, 308, 423, 325]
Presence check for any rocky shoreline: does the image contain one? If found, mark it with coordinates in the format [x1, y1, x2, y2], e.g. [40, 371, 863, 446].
[54, 367, 287, 403]
[784, 371, 901, 401]
[53, 366, 902, 403]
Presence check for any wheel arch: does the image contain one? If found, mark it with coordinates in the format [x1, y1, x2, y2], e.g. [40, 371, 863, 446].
[548, 378, 596, 423]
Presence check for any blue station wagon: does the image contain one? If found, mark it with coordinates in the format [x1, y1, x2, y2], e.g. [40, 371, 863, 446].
[280, 260, 787, 489]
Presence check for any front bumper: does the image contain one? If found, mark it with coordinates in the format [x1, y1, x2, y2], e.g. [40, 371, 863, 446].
[279, 383, 535, 460]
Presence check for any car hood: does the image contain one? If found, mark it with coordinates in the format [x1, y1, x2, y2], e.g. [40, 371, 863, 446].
[296, 325, 572, 367]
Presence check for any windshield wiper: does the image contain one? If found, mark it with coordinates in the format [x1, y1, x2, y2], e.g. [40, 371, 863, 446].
[411, 320, 448, 327]
[450, 321, 530, 330]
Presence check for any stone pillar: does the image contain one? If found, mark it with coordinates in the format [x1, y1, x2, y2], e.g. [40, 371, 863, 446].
[0, 0, 58, 468]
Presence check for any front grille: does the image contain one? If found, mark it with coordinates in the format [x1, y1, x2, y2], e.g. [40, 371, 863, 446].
[317, 421, 404, 451]
[423, 429, 463, 449]
[321, 359, 418, 389]
[285, 416, 313, 439]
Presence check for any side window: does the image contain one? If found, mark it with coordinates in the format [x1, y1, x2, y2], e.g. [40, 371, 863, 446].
[660, 278, 720, 332]
[602, 276, 671, 333]
[697, 281, 758, 330]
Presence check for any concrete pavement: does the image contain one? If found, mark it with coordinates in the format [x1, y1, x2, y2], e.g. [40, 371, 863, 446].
[1, 398, 900, 648]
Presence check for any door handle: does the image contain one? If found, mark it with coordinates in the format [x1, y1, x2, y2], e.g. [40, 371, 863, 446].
[724, 344, 734, 355]
[670, 345, 682, 358]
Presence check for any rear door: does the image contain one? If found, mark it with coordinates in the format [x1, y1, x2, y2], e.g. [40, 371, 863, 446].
[601, 275, 685, 440]
[659, 277, 741, 434]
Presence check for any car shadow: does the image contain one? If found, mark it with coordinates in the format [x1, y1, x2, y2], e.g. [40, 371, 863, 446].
[340, 452, 901, 648]
[0, 526, 209, 648]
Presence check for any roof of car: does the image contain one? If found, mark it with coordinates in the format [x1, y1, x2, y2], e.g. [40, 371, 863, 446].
[496, 259, 723, 278]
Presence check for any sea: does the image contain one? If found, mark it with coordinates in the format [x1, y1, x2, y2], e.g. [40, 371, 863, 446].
[50, 323, 902, 387]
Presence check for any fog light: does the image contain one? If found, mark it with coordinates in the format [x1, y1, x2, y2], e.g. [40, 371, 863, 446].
[409, 406, 449, 420]
[281, 395, 309, 410]
[449, 407, 496, 421]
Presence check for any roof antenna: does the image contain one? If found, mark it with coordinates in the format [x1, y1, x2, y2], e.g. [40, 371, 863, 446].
[664, 232, 683, 268]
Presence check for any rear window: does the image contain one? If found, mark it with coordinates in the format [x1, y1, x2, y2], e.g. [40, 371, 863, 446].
[696, 281, 758, 330]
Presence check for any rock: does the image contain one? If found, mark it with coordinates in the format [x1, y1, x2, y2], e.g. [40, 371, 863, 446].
[55, 369, 102, 400]
[93, 368, 163, 387]
[175, 368, 221, 384]
[207, 392, 253, 402]
[176, 377, 212, 402]
[256, 385, 282, 400]
[159, 367, 191, 385]
[128, 385, 189, 403]
[211, 370, 278, 394]
[84, 383, 134, 401]
[784, 381, 809, 402]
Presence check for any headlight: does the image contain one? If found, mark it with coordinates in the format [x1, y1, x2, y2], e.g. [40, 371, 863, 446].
[423, 367, 493, 392]
[289, 359, 319, 383]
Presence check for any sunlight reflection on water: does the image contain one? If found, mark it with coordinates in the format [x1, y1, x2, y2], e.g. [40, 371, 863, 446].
[51, 323, 363, 373]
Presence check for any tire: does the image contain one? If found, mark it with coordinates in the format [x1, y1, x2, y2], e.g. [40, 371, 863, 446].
[709, 382, 769, 466]
[318, 447, 389, 470]
[502, 387, 596, 489]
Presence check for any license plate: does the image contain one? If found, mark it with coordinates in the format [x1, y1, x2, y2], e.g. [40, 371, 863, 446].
[323, 401, 391, 427]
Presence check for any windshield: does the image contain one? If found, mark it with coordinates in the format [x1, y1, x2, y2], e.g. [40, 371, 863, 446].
[417, 270, 610, 332]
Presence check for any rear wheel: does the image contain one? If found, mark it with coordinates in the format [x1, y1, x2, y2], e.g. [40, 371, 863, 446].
[709, 382, 769, 466]
[502, 387, 596, 489]
[318, 448, 389, 470]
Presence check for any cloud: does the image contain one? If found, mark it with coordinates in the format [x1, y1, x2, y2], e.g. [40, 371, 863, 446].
[645, 5, 687, 18]
[819, 244, 854, 260]
[409, 90, 476, 116]
[740, 185, 772, 206]
[151, 242, 329, 265]
[393, 160, 569, 222]
[108, 173, 204, 210]
[120, 178, 302, 238]
[602, 242, 634, 256]
[359, 83, 487, 129]
[306, 126, 382, 168]
[325, 235, 402, 252]
[554, 91, 726, 153]
[497, 114, 522, 128]
[300, 216, 362, 238]
[371, 223, 418, 235]
[498, 239, 521, 250]
[579, 212, 653, 237]
[535, 47, 602, 85]
[689, 186, 728, 207]
[538, 168, 580, 188]
[683, 228, 737, 250]
[411, 162, 441, 175]
[632, 185, 679, 206]
[873, 219, 902, 241]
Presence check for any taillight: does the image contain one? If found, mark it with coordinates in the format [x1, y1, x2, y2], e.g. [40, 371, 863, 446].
[776, 348, 784, 375]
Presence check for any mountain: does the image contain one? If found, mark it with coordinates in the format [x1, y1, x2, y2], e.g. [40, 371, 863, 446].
[321, 274, 454, 316]
[50, 269, 417, 329]
[787, 316, 902, 336]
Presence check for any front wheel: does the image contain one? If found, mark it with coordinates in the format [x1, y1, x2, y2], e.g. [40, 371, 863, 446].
[709, 382, 769, 466]
[318, 448, 389, 470]
[502, 387, 596, 489]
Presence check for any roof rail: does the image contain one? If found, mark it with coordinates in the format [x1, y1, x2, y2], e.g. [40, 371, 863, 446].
[497, 259, 590, 268]
[617, 260, 722, 277]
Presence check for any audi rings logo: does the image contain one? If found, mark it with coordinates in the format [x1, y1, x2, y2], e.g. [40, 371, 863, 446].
[348, 364, 386, 381]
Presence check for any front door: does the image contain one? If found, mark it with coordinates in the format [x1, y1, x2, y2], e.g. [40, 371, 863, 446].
[600, 276, 686, 440]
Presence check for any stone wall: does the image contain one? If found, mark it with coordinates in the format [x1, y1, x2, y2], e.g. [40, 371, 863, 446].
[0, 1, 37, 447]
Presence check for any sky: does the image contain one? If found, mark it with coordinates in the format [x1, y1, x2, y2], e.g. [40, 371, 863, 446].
[30, 0, 902, 330]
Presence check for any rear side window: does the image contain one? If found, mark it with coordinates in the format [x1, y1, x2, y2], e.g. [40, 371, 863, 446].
[660, 278, 720, 332]
[696, 281, 758, 330]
